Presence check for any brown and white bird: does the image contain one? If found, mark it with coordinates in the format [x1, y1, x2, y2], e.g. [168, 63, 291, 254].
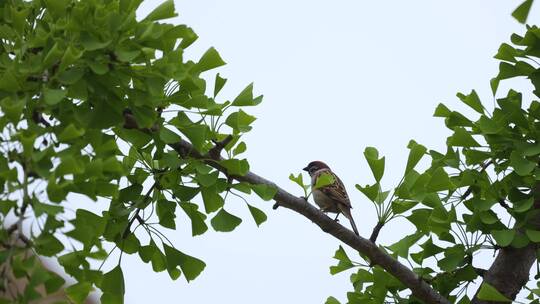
[303, 161, 359, 236]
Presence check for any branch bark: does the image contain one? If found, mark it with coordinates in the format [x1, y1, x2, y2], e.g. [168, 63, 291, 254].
[471, 195, 540, 303]
[369, 221, 384, 243]
[453, 160, 537, 303]
[471, 245, 536, 303]
[169, 139, 450, 304]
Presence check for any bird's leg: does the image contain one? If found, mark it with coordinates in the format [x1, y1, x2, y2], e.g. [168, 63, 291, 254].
[333, 213, 340, 223]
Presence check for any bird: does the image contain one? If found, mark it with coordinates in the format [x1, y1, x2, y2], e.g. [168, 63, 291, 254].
[303, 161, 360, 236]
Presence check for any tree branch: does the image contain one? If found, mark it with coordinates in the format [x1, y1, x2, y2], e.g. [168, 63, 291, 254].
[471, 245, 536, 303]
[123, 182, 157, 238]
[471, 188, 540, 303]
[209, 135, 234, 159]
[168, 138, 450, 304]
[369, 221, 384, 243]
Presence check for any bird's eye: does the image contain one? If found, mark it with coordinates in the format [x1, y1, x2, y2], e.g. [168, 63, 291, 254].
[310, 167, 317, 173]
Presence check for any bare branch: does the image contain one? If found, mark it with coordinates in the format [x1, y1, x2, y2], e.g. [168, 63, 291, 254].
[369, 222, 384, 243]
[209, 135, 234, 159]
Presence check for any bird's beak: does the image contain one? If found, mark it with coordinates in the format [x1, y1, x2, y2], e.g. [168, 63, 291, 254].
[302, 166, 309, 172]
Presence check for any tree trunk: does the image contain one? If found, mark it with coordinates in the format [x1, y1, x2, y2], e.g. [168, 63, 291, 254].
[471, 244, 536, 303]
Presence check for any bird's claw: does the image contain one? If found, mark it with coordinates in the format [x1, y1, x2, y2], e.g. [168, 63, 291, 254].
[300, 196, 308, 201]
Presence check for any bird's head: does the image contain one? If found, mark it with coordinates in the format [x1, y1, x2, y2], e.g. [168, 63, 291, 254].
[303, 161, 330, 176]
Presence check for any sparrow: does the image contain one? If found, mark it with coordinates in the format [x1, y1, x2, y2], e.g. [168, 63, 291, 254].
[303, 161, 359, 236]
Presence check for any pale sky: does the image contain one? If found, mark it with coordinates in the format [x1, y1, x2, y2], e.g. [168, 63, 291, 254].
[106, 1, 539, 303]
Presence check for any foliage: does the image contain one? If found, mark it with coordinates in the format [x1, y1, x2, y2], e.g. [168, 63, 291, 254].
[2, 0, 540, 303]
[0, 0, 269, 302]
[322, 7, 540, 304]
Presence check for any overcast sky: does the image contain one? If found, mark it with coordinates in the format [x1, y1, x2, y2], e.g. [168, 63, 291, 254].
[110, 1, 538, 303]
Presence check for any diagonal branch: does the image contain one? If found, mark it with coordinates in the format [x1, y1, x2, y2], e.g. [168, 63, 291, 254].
[169, 139, 450, 304]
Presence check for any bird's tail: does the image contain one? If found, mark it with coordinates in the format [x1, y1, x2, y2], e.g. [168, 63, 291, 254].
[339, 205, 359, 236]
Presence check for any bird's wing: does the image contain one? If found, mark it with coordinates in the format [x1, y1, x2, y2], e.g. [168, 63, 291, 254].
[319, 171, 352, 208]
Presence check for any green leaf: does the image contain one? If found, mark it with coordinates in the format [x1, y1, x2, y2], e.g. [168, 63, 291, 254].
[330, 245, 355, 275]
[43, 42, 64, 68]
[405, 140, 426, 174]
[101, 266, 125, 297]
[43, 88, 67, 105]
[118, 233, 141, 254]
[139, 242, 156, 263]
[333, 245, 352, 263]
[144, 0, 177, 21]
[492, 229, 515, 247]
[391, 199, 418, 214]
[195, 47, 226, 72]
[355, 183, 379, 202]
[201, 186, 224, 213]
[214, 73, 227, 97]
[0, 96, 25, 122]
[445, 111, 474, 128]
[221, 159, 250, 176]
[211, 208, 242, 232]
[495, 43, 518, 63]
[477, 282, 511, 302]
[59, 45, 84, 71]
[434, 103, 451, 117]
[156, 199, 176, 229]
[33, 201, 64, 216]
[364, 147, 385, 182]
[388, 232, 423, 258]
[44, 0, 71, 17]
[159, 127, 181, 144]
[477, 116, 502, 134]
[35, 234, 64, 256]
[447, 128, 481, 147]
[289, 173, 306, 188]
[66, 209, 106, 248]
[251, 184, 277, 201]
[232, 83, 263, 106]
[437, 245, 466, 272]
[225, 110, 256, 132]
[247, 204, 267, 227]
[526, 229, 540, 242]
[174, 185, 200, 201]
[510, 151, 536, 176]
[233, 142, 247, 156]
[456, 90, 484, 114]
[101, 292, 123, 304]
[513, 197, 534, 213]
[314, 172, 335, 189]
[132, 106, 156, 129]
[479, 211, 499, 225]
[65, 282, 93, 304]
[180, 202, 208, 236]
[163, 243, 206, 282]
[325, 296, 341, 304]
[512, 0, 533, 23]
[0, 200, 16, 216]
[521, 142, 540, 156]
[58, 124, 85, 142]
[426, 167, 454, 192]
[171, 112, 208, 150]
